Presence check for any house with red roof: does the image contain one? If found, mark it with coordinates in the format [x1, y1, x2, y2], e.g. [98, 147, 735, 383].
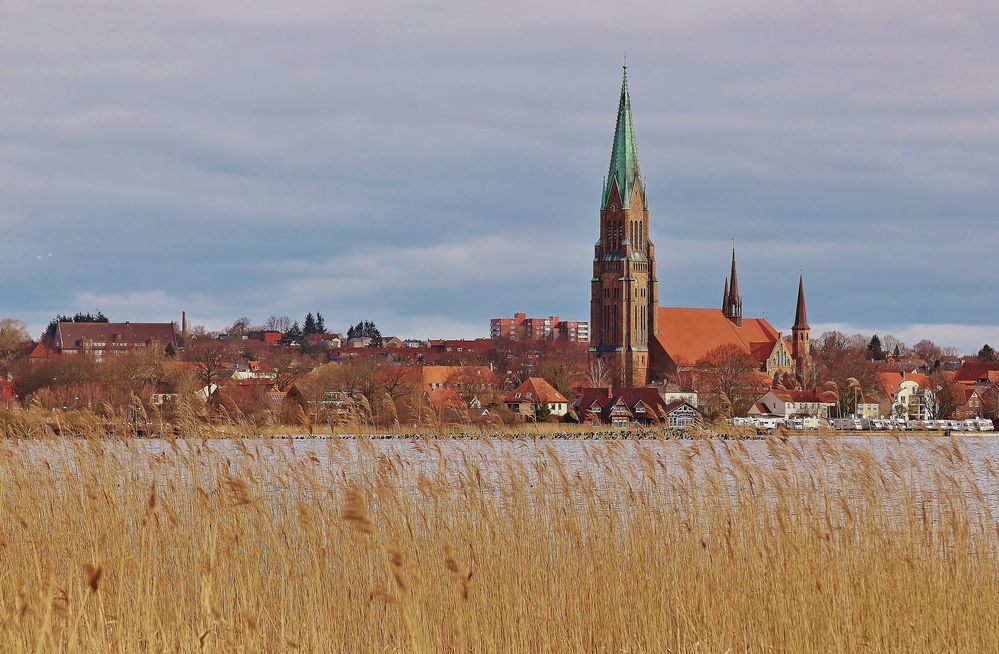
[54, 322, 177, 362]
[952, 362, 999, 386]
[575, 387, 701, 428]
[504, 377, 569, 418]
[26, 341, 58, 362]
[878, 370, 930, 420]
[748, 389, 835, 419]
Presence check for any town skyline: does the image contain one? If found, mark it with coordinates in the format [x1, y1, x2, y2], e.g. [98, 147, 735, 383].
[3, 2, 998, 350]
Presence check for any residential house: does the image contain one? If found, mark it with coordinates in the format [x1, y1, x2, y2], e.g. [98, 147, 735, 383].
[304, 333, 345, 348]
[26, 342, 58, 363]
[748, 389, 835, 419]
[247, 330, 284, 346]
[504, 377, 569, 418]
[232, 360, 277, 381]
[953, 362, 999, 386]
[878, 371, 930, 420]
[393, 365, 500, 417]
[575, 387, 700, 428]
[855, 394, 881, 419]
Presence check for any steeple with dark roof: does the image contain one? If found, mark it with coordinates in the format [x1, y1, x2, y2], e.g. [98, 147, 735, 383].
[722, 276, 730, 312]
[728, 247, 740, 300]
[792, 274, 811, 376]
[793, 274, 808, 329]
[723, 247, 743, 326]
[601, 66, 644, 209]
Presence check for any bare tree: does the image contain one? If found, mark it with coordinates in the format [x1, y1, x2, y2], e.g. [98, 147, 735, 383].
[0, 318, 29, 374]
[913, 339, 942, 366]
[881, 334, 909, 357]
[695, 344, 761, 418]
[583, 358, 612, 388]
[265, 348, 304, 391]
[187, 339, 230, 396]
[229, 317, 251, 336]
[264, 315, 291, 332]
[923, 370, 963, 419]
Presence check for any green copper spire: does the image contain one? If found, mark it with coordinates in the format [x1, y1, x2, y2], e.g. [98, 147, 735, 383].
[602, 65, 644, 209]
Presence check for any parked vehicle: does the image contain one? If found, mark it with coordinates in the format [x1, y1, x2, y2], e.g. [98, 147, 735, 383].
[788, 417, 820, 430]
[833, 418, 863, 430]
[753, 417, 782, 431]
[974, 418, 995, 432]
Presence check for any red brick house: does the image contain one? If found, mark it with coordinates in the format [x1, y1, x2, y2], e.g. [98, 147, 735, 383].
[575, 387, 701, 428]
[54, 322, 178, 361]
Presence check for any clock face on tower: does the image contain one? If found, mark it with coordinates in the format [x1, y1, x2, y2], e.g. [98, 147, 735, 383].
[609, 203, 617, 211]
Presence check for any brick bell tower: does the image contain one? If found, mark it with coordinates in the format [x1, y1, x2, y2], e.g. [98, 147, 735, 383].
[589, 66, 658, 387]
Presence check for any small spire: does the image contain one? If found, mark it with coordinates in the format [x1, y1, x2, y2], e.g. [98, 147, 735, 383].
[722, 276, 729, 312]
[729, 245, 740, 300]
[793, 274, 809, 330]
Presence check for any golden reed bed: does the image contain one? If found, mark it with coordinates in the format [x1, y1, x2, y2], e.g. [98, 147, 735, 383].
[0, 435, 997, 652]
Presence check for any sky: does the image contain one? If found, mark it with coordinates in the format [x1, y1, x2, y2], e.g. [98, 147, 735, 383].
[1, 1, 998, 351]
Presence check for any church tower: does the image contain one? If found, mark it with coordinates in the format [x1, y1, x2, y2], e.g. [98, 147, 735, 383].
[792, 275, 810, 375]
[723, 247, 743, 326]
[589, 66, 658, 387]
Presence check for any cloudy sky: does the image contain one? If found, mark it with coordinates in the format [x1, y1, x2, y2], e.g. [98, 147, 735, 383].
[2, 1, 998, 350]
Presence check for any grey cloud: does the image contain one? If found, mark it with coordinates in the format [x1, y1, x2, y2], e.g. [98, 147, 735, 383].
[1, 1, 998, 348]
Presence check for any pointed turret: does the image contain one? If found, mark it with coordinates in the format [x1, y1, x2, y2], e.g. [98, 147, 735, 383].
[602, 66, 643, 209]
[793, 275, 808, 329]
[723, 247, 743, 326]
[792, 274, 811, 375]
[722, 276, 730, 312]
[728, 247, 739, 301]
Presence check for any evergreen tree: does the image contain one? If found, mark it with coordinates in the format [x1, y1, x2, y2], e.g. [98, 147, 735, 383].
[347, 320, 382, 345]
[44, 311, 110, 341]
[315, 312, 326, 334]
[365, 321, 383, 346]
[164, 343, 177, 358]
[280, 322, 304, 345]
[867, 335, 884, 360]
[303, 313, 317, 335]
[893, 345, 901, 358]
[979, 344, 996, 362]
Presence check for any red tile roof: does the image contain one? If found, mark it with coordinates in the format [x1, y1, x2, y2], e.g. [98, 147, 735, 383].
[504, 377, 568, 404]
[655, 307, 778, 367]
[574, 386, 700, 420]
[55, 322, 177, 350]
[773, 389, 827, 403]
[878, 371, 929, 398]
[953, 362, 999, 384]
[27, 342, 58, 359]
